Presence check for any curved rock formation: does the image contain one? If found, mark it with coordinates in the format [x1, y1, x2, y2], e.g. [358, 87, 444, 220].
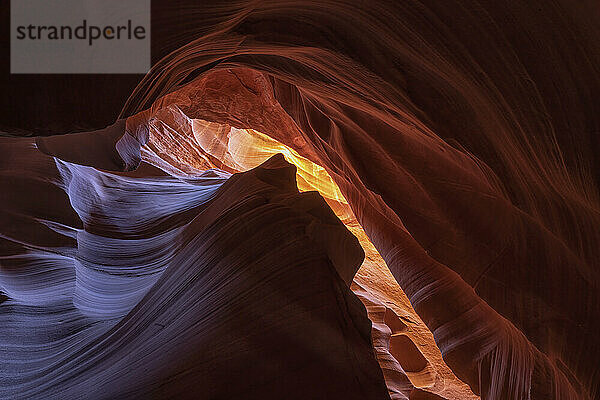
[1, 146, 390, 399]
[2, 1, 599, 399]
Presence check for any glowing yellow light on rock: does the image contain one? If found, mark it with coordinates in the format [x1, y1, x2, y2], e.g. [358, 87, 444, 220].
[142, 116, 478, 399]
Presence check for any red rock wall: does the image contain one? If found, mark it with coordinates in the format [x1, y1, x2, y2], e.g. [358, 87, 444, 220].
[2, 1, 599, 399]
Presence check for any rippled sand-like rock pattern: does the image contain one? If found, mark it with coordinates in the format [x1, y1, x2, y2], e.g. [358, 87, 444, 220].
[1, 143, 391, 399]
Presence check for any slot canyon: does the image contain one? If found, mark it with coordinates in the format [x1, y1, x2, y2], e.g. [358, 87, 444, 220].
[1, 1, 599, 399]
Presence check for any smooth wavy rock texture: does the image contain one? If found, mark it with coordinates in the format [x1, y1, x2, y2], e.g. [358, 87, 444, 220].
[1, 141, 392, 399]
[1, 1, 599, 399]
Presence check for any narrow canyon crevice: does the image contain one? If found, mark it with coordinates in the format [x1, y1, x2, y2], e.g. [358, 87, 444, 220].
[1, 1, 599, 399]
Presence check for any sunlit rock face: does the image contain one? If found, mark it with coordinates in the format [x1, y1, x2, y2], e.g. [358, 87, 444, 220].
[140, 115, 478, 400]
[2, 1, 600, 399]
[121, 61, 599, 399]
